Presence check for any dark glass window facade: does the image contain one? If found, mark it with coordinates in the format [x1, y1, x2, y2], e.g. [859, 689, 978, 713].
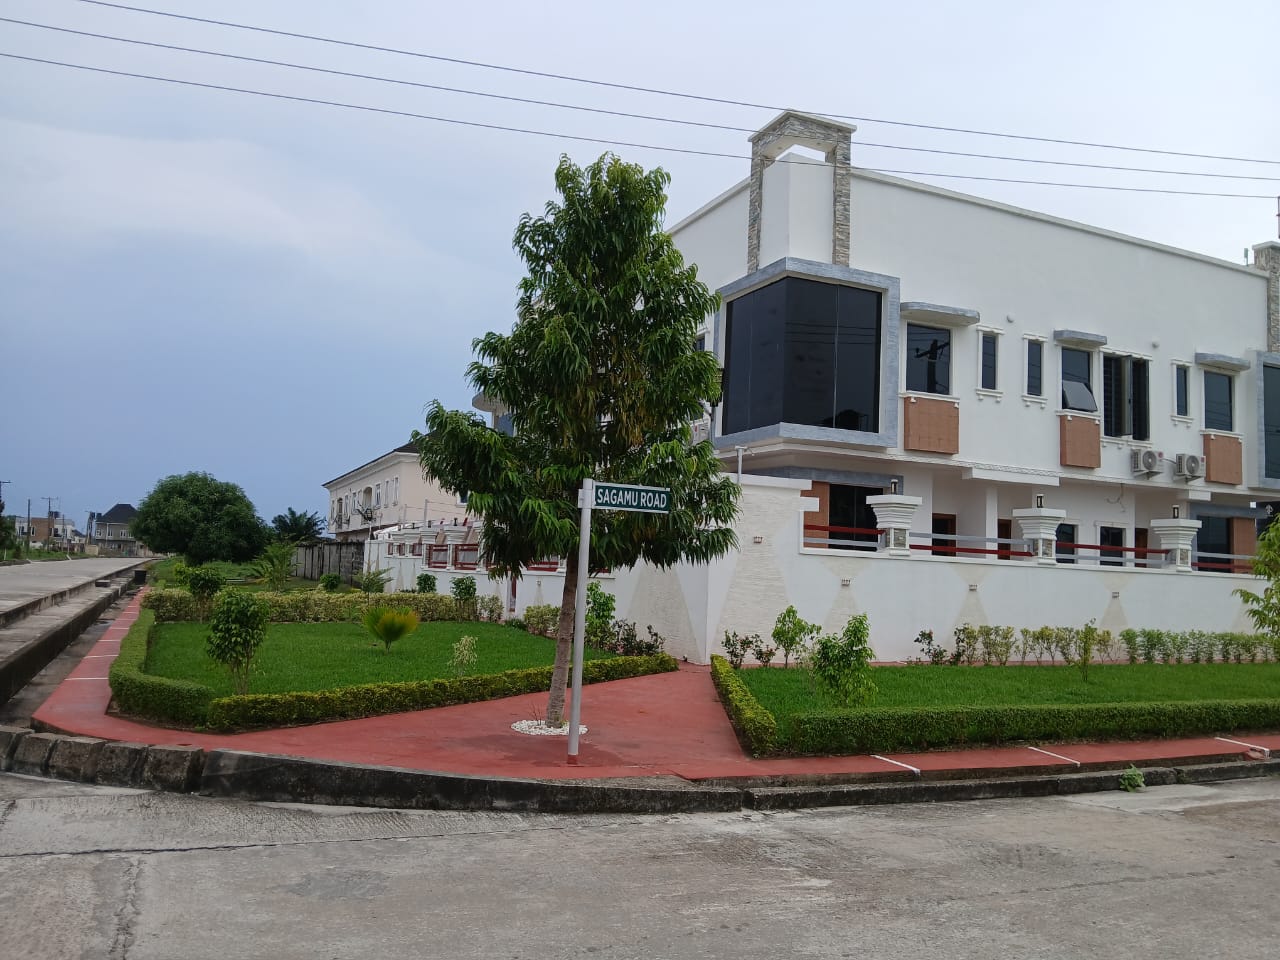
[1055, 523, 1077, 564]
[723, 277, 882, 435]
[905, 324, 951, 395]
[1026, 340, 1043, 397]
[1204, 371, 1233, 431]
[1266, 366, 1280, 478]
[828, 484, 882, 548]
[981, 332, 998, 391]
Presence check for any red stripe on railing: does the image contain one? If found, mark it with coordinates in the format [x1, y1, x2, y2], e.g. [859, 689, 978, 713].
[803, 524, 884, 535]
[910, 544, 1033, 558]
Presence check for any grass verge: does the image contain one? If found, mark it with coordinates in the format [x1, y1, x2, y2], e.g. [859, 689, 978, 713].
[735, 662, 1280, 755]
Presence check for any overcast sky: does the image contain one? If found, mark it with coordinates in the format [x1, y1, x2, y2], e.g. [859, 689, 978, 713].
[2, 0, 1277, 529]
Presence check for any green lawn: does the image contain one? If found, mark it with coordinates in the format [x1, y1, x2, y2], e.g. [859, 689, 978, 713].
[741, 663, 1280, 738]
[147, 620, 611, 697]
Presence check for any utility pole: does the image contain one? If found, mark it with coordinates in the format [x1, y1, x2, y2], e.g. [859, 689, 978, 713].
[25, 498, 32, 553]
[43, 496, 56, 550]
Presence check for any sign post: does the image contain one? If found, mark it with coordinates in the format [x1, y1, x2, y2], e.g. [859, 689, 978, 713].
[566, 479, 671, 762]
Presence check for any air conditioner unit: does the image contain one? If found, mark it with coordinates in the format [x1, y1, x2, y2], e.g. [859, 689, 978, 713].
[1175, 453, 1204, 479]
[1130, 449, 1161, 475]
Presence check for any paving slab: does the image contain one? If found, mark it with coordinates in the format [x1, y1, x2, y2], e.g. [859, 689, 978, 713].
[0, 557, 143, 617]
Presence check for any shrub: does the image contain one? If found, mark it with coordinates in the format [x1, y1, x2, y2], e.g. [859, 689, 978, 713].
[507, 616, 526, 632]
[416, 572, 437, 594]
[361, 605, 420, 653]
[107, 609, 213, 725]
[1167, 630, 1190, 665]
[1139, 628, 1166, 664]
[204, 653, 679, 731]
[450, 576, 478, 619]
[979, 625, 1015, 666]
[353, 568, 392, 594]
[585, 582, 616, 650]
[186, 566, 227, 619]
[171, 561, 192, 588]
[1076, 620, 1098, 683]
[709, 655, 778, 756]
[251, 542, 295, 591]
[141, 588, 199, 622]
[206, 589, 269, 695]
[772, 606, 821, 668]
[449, 635, 478, 677]
[523, 604, 560, 637]
[950, 624, 979, 666]
[787, 699, 1280, 755]
[751, 634, 778, 667]
[810, 613, 876, 707]
[1120, 628, 1140, 665]
[318, 573, 341, 593]
[721, 631, 753, 669]
[477, 595, 505, 623]
[917, 629, 948, 665]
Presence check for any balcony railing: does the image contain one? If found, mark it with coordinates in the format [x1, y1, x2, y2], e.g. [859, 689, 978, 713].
[452, 543, 479, 570]
[1055, 543, 1171, 567]
[910, 533, 1033, 559]
[802, 523, 882, 551]
[1192, 551, 1255, 574]
[426, 544, 450, 569]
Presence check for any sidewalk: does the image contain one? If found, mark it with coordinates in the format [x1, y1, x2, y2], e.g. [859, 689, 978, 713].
[32, 592, 1280, 784]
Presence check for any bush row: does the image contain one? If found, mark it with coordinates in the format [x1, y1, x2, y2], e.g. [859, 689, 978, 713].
[107, 609, 214, 726]
[709, 655, 778, 756]
[786, 699, 1280, 755]
[205, 652, 679, 731]
[142, 588, 460, 623]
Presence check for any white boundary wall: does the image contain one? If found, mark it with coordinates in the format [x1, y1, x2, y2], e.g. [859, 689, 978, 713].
[366, 477, 1258, 664]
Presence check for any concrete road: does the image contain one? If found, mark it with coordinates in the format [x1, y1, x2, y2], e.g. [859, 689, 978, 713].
[0, 558, 144, 614]
[1, 774, 1277, 959]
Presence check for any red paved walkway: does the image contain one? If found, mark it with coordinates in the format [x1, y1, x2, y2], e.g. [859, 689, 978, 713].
[33, 592, 1280, 782]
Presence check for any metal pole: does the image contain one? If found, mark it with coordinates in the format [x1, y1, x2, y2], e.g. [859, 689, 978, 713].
[567, 477, 593, 761]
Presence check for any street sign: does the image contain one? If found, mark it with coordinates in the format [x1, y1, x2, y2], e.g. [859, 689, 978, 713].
[592, 482, 671, 514]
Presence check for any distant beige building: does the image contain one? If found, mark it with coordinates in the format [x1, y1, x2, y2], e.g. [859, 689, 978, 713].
[323, 441, 468, 542]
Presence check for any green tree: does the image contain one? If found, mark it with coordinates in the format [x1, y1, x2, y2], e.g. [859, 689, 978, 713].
[1235, 520, 1280, 637]
[414, 153, 740, 726]
[132, 472, 268, 565]
[271, 507, 325, 544]
[0, 501, 19, 558]
[206, 589, 269, 695]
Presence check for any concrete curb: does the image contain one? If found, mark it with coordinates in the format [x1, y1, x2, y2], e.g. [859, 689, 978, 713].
[1, 726, 1277, 812]
[0, 580, 134, 704]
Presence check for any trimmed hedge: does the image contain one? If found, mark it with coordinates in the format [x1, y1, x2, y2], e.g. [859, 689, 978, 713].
[204, 652, 679, 731]
[142, 588, 458, 623]
[107, 609, 214, 726]
[787, 699, 1280, 755]
[709, 655, 778, 756]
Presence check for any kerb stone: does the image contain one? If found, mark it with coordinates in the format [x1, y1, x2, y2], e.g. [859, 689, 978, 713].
[47, 736, 107, 783]
[0, 725, 31, 771]
[95, 741, 150, 787]
[141, 745, 205, 793]
[11, 732, 62, 776]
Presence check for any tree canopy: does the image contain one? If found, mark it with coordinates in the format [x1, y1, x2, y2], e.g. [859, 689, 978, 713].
[272, 507, 325, 544]
[132, 472, 268, 565]
[414, 153, 740, 724]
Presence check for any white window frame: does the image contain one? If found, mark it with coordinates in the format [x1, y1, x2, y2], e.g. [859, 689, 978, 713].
[1058, 345, 1099, 415]
[1171, 360, 1193, 423]
[1021, 335, 1047, 406]
[975, 327, 1002, 398]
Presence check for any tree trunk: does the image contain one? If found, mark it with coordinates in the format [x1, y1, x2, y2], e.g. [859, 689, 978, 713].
[545, 551, 579, 727]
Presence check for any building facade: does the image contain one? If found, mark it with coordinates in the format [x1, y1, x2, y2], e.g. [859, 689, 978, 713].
[324, 441, 469, 544]
[360, 112, 1280, 662]
[92, 503, 146, 556]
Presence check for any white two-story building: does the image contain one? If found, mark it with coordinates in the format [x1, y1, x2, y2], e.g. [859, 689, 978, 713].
[364, 111, 1280, 662]
[324, 441, 468, 543]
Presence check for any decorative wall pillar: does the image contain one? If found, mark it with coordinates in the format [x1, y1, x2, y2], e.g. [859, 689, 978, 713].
[1150, 518, 1202, 572]
[1012, 507, 1067, 566]
[867, 495, 922, 558]
[1252, 242, 1280, 353]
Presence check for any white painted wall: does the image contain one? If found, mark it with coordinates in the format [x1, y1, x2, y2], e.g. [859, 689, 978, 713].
[325, 450, 467, 539]
[760, 154, 832, 267]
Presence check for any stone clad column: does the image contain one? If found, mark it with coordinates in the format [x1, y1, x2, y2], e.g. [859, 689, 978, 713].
[1150, 518, 1202, 572]
[1012, 507, 1068, 566]
[746, 111, 856, 272]
[1252, 242, 1280, 353]
[867, 494, 922, 558]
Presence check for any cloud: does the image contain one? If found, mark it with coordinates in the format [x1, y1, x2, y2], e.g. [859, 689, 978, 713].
[0, 118, 430, 266]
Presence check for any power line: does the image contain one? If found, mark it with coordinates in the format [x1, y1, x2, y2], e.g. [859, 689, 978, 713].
[3, 51, 1274, 201]
[8, 16, 1279, 184]
[69, 0, 1280, 167]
